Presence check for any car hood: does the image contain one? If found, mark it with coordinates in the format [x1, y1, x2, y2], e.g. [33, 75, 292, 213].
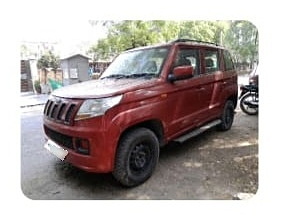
[52, 78, 155, 99]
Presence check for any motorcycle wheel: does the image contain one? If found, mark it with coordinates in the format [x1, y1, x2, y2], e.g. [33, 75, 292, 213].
[240, 93, 258, 115]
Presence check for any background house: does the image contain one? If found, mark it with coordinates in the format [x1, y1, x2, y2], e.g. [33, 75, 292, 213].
[60, 54, 90, 86]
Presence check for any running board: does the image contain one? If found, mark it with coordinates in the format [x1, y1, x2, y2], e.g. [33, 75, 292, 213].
[173, 119, 222, 143]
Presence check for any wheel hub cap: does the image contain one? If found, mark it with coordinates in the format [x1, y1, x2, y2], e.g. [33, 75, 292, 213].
[130, 144, 150, 170]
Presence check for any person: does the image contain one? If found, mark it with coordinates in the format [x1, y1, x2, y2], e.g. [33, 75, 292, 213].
[88, 66, 93, 79]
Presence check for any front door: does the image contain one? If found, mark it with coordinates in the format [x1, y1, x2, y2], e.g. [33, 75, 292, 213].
[166, 47, 205, 137]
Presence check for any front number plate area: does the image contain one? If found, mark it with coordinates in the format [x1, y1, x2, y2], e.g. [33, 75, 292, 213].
[44, 139, 68, 161]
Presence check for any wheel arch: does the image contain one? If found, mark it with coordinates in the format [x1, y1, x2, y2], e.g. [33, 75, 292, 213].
[227, 93, 238, 109]
[118, 119, 165, 147]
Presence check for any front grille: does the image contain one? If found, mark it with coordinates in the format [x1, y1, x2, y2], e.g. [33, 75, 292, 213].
[44, 126, 74, 149]
[44, 97, 80, 125]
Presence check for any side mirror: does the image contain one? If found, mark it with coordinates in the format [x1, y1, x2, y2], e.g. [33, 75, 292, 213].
[168, 66, 194, 82]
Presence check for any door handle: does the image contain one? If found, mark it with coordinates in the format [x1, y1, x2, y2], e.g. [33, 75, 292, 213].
[196, 86, 206, 91]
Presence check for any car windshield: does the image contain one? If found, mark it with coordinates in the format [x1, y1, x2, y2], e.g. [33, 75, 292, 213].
[100, 47, 169, 80]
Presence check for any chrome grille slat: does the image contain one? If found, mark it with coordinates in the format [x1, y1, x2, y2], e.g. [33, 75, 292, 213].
[57, 103, 66, 120]
[65, 104, 76, 123]
[51, 104, 58, 119]
[45, 100, 53, 116]
[44, 98, 79, 125]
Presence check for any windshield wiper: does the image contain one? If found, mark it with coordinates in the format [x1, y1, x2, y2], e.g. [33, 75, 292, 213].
[101, 73, 158, 80]
[100, 74, 127, 80]
[126, 73, 158, 79]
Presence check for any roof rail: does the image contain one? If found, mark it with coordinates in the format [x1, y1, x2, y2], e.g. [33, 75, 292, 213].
[172, 38, 221, 47]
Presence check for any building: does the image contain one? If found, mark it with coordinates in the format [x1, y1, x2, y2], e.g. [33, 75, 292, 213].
[20, 60, 33, 92]
[60, 54, 90, 86]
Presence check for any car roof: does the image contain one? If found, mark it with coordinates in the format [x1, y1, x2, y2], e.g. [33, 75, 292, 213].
[171, 39, 224, 49]
[126, 38, 225, 52]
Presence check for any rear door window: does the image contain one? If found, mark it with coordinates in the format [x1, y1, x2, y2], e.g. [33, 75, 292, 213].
[204, 50, 219, 73]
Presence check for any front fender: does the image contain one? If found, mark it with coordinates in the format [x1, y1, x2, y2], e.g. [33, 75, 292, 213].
[110, 100, 167, 134]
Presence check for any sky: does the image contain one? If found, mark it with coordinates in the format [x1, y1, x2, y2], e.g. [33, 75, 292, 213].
[20, 18, 107, 57]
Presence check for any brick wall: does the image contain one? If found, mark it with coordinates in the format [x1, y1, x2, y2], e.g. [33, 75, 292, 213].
[21, 60, 33, 92]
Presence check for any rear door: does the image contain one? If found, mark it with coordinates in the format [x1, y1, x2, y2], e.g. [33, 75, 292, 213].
[198, 48, 221, 121]
[202, 49, 237, 119]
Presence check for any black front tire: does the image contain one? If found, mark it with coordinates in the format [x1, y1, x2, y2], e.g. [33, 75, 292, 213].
[113, 128, 159, 187]
[218, 100, 235, 131]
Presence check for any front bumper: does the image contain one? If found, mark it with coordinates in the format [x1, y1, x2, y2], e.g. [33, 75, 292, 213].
[43, 116, 120, 173]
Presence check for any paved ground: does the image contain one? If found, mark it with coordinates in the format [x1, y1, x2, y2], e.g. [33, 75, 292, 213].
[20, 92, 49, 108]
[21, 104, 258, 200]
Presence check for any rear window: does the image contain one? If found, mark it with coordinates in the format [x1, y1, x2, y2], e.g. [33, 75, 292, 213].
[223, 50, 235, 71]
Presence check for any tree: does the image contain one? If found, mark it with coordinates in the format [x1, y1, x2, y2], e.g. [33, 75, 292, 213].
[88, 20, 258, 70]
[152, 21, 180, 42]
[88, 21, 230, 60]
[223, 21, 258, 68]
[20, 44, 29, 59]
[178, 21, 229, 44]
[88, 21, 176, 60]
[37, 51, 60, 84]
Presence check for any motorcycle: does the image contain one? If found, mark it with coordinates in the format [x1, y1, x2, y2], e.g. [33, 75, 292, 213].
[239, 84, 258, 115]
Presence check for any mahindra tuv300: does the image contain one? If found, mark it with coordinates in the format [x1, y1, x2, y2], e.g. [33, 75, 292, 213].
[43, 39, 238, 187]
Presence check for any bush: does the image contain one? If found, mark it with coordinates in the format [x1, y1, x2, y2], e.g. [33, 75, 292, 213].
[34, 80, 41, 94]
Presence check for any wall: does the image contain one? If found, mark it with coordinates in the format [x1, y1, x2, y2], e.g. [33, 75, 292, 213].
[68, 55, 89, 84]
[60, 60, 69, 86]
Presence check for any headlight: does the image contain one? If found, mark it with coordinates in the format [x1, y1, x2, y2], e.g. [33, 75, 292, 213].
[75, 95, 123, 121]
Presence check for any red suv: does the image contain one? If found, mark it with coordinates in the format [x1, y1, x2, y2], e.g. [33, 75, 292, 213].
[43, 39, 238, 187]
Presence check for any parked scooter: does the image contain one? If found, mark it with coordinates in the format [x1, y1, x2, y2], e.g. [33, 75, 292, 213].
[239, 84, 258, 115]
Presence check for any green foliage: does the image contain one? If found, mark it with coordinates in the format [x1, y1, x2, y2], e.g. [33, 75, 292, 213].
[21, 44, 30, 59]
[34, 80, 41, 93]
[223, 21, 258, 65]
[88, 20, 258, 67]
[89, 21, 179, 60]
[37, 51, 60, 70]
